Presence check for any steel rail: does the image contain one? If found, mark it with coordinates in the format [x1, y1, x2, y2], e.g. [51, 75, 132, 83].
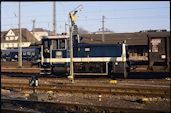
[2, 82, 170, 98]
[1, 98, 169, 113]
[1, 108, 38, 113]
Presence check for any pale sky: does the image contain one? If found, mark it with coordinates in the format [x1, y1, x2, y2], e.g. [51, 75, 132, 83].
[1, 1, 170, 34]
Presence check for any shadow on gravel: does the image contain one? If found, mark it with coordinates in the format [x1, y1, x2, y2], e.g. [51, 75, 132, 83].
[2, 72, 171, 79]
[127, 72, 171, 79]
[1, 72, 40, 78]
[49, 81, 69, 85]
[69, 72, 171, 79]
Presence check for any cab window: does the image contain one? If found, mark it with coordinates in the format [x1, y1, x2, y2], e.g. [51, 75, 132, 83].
[52, 40, 58, 49]
[44, 40, 49, 48]
[58, 39, 65, 49]
[52, 39, 65, 50]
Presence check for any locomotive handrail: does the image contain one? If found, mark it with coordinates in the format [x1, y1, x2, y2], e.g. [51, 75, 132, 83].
[50, 44, 52, 65]
[41, 45, 44, 65]
[121, 43, 126, 62]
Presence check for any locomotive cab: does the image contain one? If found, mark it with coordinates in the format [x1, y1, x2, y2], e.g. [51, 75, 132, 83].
[42, 37, 68, 58]
[40, 35, 70, 75]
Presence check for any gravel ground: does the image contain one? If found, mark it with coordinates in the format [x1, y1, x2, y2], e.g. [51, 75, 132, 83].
[1, 61, 171, 112]
[2, 75, 171, 88]
[1, 88, 170, 112]
[1, 76, 171, 112]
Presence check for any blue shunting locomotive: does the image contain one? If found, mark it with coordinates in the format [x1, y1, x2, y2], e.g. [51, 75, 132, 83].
[40, 35, 129, 77]
[1, 48, 40, 61]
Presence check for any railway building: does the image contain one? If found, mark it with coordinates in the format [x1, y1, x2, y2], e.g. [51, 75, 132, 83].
[31, 28, 49, 41]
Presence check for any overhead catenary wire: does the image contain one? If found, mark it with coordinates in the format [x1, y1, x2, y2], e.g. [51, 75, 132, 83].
[83, 7, 169, 13]
[2, 1, 169, 9]
[2, 3, 169, 32]
[2, 14, 169, 26]
[2, 14, 169, 25]
[1, 3, 53, 8]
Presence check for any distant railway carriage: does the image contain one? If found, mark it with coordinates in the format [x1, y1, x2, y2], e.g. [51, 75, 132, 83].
[1, 48, 40, 61]
[40, 35, 129, 77]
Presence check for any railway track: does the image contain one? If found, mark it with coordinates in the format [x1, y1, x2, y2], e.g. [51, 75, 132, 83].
[1, 108, 37, 113]
[1, 68, 40, 73]
[2, 74, 171, 84]
[2, 82, 170, 98]
[1, 68, 171, 79]
[2, 98, 169, 113]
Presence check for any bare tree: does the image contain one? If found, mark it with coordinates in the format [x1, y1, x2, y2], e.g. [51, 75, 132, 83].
[78, 27, 89, 34]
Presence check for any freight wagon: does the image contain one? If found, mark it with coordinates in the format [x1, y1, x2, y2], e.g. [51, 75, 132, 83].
[147, 33, 170, 72]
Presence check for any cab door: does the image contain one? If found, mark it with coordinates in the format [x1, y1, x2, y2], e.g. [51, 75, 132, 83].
[43, 39, 51, 58]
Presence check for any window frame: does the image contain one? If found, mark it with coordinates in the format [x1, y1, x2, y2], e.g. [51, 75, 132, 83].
[52, 39, 66, 50]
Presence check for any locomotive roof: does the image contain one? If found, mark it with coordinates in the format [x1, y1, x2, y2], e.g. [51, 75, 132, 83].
[42, 35, 70, 39]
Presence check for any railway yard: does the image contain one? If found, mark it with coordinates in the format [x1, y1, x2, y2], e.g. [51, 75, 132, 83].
[1, 1, 170, 113]
[1, 61, 171, 113]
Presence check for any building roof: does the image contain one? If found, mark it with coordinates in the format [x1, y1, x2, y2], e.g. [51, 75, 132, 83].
[1, 31, 8, 38]
[31, 28, 46, 32]
[146, 32, 170, 38]
[1, 28, 41, 44]
[80, 32, 170, 45]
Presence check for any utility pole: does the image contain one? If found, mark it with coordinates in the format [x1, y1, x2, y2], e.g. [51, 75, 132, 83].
[68, 5, 83, 83]
[53, 1, 56, 35]
[65, 22, 67, 34]
[69, 25, 74, 83]
[32, 19, 35, 44]
[18, 2, 22, 68]
[102, 16, 105, 42]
